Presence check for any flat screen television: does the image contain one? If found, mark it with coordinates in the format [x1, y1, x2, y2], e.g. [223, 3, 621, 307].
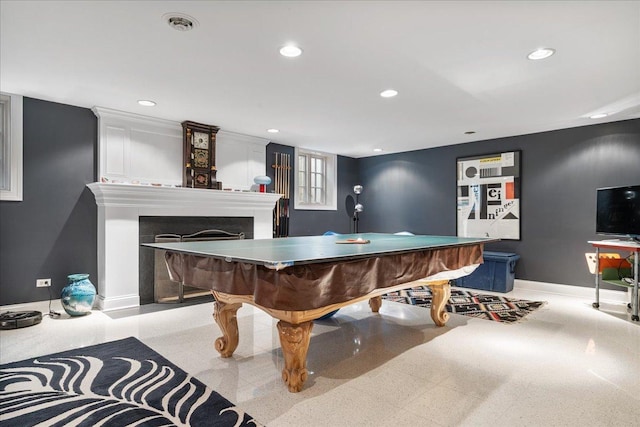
[596, 185, 640, 240]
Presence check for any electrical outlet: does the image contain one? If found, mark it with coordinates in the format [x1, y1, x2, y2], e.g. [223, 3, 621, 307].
[36, 278, 51, 288]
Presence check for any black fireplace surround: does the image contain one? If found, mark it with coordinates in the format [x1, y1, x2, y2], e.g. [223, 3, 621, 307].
[138, 216, 253, 305]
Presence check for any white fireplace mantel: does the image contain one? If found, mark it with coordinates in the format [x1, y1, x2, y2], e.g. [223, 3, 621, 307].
[88, 182, 280, 311]
[88, 182, 281, 211]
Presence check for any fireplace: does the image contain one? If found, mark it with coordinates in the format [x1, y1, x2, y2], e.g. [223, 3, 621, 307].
[87, 182, 280, 311]
[152, 229, 244, 304]
[88, 109, 279, 311]
[139, 217, 251, 304]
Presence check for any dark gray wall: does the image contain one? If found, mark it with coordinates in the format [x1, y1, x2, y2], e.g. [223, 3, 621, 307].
[0, 98, 97, 306]
[358, 119, 640, 289]
[266, 143, 360, 236]
[2, 96, 637, 306]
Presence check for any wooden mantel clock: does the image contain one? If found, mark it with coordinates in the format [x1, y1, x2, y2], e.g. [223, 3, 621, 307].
[181, 121, 222, 189]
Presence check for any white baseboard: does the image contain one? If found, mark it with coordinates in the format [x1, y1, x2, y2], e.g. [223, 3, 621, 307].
[514, 279, 631, 304]
[0, 300, 53, 314]
[96, 294, 140, 312]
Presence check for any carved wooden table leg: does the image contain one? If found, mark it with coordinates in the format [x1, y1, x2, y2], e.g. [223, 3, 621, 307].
[426, 280, 451, 326]
[212, 300, 242, 357]
[277, 320, 313, 393]
[369, 296, 382, 312]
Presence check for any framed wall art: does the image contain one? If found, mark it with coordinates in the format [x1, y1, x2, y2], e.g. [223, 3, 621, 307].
[456, 151, 521, 240]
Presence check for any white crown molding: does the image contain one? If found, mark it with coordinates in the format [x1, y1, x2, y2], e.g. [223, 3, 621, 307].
[218, 129, 271, 146]
[92, 106, 180, 130]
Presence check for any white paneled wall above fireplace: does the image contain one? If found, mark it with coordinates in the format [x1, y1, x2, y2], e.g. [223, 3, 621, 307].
[92, 107, 270, 190]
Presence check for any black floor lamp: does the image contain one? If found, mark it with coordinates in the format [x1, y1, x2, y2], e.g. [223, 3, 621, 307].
[353, 185, 363, 233]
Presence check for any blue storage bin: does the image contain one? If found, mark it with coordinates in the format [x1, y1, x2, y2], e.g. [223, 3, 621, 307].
[454, 251, 520, 293]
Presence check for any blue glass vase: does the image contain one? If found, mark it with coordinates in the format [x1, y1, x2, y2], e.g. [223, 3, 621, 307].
[61, 274, 96, 316]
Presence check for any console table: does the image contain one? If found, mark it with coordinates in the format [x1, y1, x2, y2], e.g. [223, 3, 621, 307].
[588, 240, 640, 321]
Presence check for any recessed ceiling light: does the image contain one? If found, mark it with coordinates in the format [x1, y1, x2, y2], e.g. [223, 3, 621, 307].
[527, 47, 555, 60]
[267, 128, 280, 133]
[163, 13, 198, 31]
[380, 89, 398, 98]
[590, 113, 609, 119]
[137, 100, 156, 107]
[373, 148, 383, 152]
[279, 45, 302, 58]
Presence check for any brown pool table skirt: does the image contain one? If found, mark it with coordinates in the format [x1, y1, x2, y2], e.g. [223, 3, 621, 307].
[164, 243, 483, 311]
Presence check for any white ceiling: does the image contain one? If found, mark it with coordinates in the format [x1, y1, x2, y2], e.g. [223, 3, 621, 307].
[1, 1, 639, 158]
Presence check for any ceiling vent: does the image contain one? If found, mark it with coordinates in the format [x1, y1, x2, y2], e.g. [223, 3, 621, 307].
[163, 13, 198, 32]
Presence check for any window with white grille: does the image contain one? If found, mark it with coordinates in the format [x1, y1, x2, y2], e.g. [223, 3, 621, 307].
[0, 92, 23, 201]
[294, 147, 337, 210]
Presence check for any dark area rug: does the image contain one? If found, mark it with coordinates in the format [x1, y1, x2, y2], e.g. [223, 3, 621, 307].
[383, 286, 546, 323]
[0, 337, 262, 426]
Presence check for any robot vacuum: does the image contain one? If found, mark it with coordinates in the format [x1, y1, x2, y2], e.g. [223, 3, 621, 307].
[0, 311, 43, 329]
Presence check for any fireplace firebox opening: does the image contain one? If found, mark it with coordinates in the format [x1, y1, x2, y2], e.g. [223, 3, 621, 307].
[139, 216, 253, 305]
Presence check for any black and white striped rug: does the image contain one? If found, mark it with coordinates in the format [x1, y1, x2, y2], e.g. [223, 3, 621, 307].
[0, 337, 261, 426]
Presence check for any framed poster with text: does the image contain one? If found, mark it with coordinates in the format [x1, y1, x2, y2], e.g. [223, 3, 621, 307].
[456, 151, 521, 240]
